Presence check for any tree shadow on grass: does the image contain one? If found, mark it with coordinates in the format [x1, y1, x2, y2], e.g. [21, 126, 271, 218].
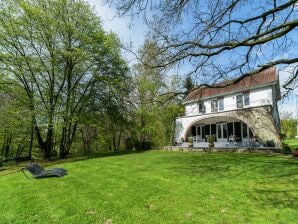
[250, 188, 298, 210]
[161, 152, 298, 210]
[0, 150, 147, 177]
[163, 152, 297, 180]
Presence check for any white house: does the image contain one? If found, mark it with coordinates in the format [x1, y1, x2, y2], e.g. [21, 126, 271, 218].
[175, 67, 282, 148]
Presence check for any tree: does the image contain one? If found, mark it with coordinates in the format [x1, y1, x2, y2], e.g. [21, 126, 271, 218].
[130, 41, 183, 149]
[183, 75, 194, 93]
[107, 0, 298, 95]
[0, 78, 33, 160]
[280, 111, 297, 139]
[0, 0, 128, 159]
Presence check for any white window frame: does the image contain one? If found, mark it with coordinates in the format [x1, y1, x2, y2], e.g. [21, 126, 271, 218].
[243, 93, 250, 106]
[241, 122, 250, 140]
[236, 93, 250, 109]
[197, 101, 205, 114]
[211, 99, 218, 112]
[236, 94, 243, 108]
[216, 123, 228, 142]
[218, 98, 224, 111]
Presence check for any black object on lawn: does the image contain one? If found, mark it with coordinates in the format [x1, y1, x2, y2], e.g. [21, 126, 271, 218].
[22, 163, 67, 179]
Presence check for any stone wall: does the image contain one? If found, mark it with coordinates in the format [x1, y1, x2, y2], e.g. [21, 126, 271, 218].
[163, 146, 282, 154]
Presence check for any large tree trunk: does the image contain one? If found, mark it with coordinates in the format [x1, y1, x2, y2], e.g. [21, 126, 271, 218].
[28, 116, 34, 160]
[2, 130, 12, 159]
[34, 114, 54, 160]
[81, 124, 96, 155]
[59, 121, 78, 158]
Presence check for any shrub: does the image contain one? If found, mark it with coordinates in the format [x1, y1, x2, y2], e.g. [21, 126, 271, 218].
[207, 135, 215, 144]
[280, 133, 286, 140]
[281, 144, 292, 154]
[188, 137, 193, 144]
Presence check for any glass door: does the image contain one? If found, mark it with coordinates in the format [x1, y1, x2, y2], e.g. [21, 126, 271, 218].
[196, 125, 205, 142]
[217, 123, 228, 142]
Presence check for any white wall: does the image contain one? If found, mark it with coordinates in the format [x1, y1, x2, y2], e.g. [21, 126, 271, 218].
[185, 103, 198, 116]
[184, 86, 274, 116]
[250, 87, 273, 106]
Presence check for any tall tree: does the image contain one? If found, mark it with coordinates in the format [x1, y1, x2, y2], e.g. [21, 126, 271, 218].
[131, 41, 182, 149]
[0, 0, 128, 159]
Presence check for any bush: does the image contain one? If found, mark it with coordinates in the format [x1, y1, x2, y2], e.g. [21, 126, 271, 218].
[281, 144, 292, 155]
[188, 137, 193, 144]
[280, 133, 286, 140]
[207, 135, 215, 144]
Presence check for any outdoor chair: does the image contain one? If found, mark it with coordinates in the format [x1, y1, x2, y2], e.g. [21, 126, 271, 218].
[22, 163, 67, 179]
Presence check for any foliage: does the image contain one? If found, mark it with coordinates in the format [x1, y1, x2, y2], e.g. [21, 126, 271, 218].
[281, 143, 293, 155]
[207, 135, 215, 144]
[283, 139, 298, 151]
[0, 0, 129, 159]
[130, 41, 183, 150]
[280, 114, 297, 139]
[183, 75, 194, 93]
[0, 80, 33, 160]
[0, 151, 297, 223]
[0, 0, 184, 162]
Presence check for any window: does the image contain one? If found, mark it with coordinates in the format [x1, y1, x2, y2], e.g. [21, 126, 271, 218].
[217, 124, 222, 138]
[223, 123, 227, 138]
[217, 123, 228, 139]
[211, 99, 218, 112]
[236, 93, 250, 108]
[197, 126, 201, 135]
[236, 95, 243, 108]
[201, 104, 206, 113]
[242, 123, 248, 138]
[244, 93, 250, 106]
[218, 98, 224, 111]
[198, 101, 206, 113]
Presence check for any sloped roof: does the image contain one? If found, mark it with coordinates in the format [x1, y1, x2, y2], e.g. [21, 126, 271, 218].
[184, 67, 279, 103]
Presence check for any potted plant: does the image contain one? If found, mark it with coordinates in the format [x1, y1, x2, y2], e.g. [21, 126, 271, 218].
[207, 135, 215, 147]
[188, 137, 193, 147]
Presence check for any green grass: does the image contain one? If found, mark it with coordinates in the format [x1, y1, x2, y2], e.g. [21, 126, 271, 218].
[0, 151, 297, 224]
[283, 139, 298, 150]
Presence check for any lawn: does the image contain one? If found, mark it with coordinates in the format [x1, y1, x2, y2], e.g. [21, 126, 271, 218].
[284, 139, 298, 150]
[0, 151, 297, 224]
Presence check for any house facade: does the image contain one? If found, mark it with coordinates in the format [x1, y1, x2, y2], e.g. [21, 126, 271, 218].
[175, 67, 282, 148]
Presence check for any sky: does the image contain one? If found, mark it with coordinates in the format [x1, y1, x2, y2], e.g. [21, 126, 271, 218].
[86, 0, 297, 116]
[86, 0, 147, 60]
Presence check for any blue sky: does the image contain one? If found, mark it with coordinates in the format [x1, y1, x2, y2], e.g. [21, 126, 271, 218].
[86, 0, 298, 115]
